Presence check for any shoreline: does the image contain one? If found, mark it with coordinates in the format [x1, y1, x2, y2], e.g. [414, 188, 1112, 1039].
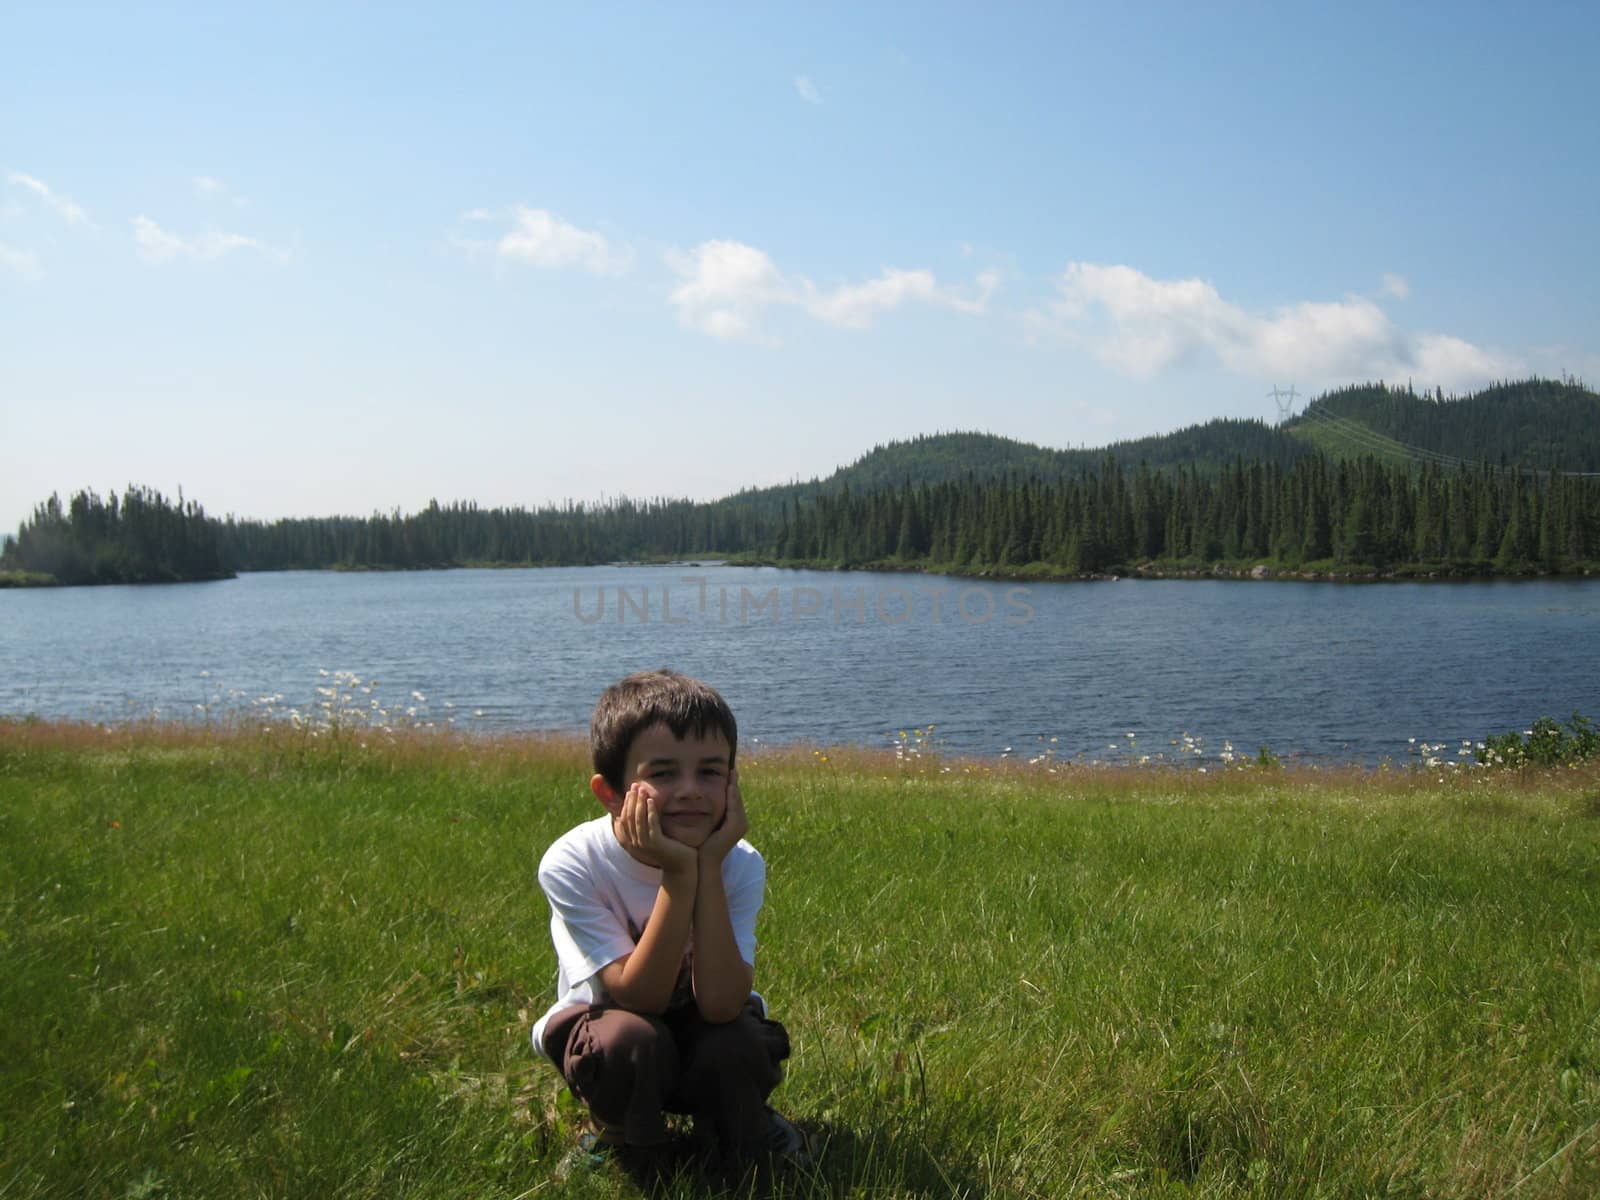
[0, 713, 1551, 776]
[726, 554, 1600, 585]
[6, 556, 1596, 588]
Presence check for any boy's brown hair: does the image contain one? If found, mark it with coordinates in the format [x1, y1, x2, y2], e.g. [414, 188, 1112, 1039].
[590, 669, 739, 792]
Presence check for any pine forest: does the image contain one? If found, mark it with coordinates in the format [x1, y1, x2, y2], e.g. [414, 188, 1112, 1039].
[4, 380, 1598, 585]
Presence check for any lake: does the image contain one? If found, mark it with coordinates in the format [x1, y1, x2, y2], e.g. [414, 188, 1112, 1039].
[2, 565, 1597, 765]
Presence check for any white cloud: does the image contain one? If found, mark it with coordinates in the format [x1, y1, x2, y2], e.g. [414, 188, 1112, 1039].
[191, 175, 249, 207]
[1381, 272, 1410, 299]
[806, 268, 940, 328]
[667, 240, 792, 342]
[794, 74, 822, 105]
[805, 266, 998, 328]
[132, 215, 286, 265]
[1412, 333, 1516, 384]
[6, 172, 91, 227]
[1243, 296, 1410, 378]
[496, 206, 632, 275]
[1029, 261, 1521, 392]
[0, 241, 42, 279]
[667, 240, 999, 343]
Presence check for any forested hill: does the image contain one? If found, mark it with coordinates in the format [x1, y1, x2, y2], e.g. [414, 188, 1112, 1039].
[1285, 379, 1600, 472]
[817, 419, 1309, 490]
[5, 377, 1599, 584]
[724, 377, 1600, 517]
[719, 419, 1311, 517]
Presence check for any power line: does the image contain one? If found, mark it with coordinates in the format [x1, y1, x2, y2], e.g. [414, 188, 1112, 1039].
[1299, 405, 1509, 473]
[1297, 406, 1465, 468]
[1290, 404, 1600, 478]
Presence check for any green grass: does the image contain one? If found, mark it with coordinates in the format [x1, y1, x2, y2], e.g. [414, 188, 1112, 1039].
[3, 723, 1599, 1198]
[1282, 417, 1415, 469]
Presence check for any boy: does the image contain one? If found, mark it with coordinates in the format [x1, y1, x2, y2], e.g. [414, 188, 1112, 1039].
[531, 669, 804, 1169]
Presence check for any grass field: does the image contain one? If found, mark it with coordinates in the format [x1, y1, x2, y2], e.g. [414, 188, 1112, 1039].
[2, 720, 1598, 1198]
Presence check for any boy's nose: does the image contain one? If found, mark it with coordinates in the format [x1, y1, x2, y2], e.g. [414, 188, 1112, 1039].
[664, 779, 701, 803]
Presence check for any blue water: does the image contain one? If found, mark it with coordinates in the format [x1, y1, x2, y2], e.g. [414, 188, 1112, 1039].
[2, 565, 1597, 763]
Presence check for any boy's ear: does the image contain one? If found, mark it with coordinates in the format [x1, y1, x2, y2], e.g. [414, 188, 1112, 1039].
[590, 773, 623, 817]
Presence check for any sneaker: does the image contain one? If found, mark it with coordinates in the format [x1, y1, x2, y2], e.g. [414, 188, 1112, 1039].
[555, 1126, 680, 1183]
[553, 1130, 612, 1180]
[583, 1116, 627, 1147]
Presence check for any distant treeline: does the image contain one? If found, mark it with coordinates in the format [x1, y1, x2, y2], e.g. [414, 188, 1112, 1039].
[774, 455, 1600, 575]
[0, 488, 758, 584]
[5, 454, 1599, 585]
[1, 487, 228, 586]
[214, 496, 761, 571]
[5, 379, 1597, 584]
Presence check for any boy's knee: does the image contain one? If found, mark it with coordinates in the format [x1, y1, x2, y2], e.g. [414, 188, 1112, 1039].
[683, 1012, 784, 1089]
[600, 1009, 672, 1055]
[565, 1009, 678, 1112]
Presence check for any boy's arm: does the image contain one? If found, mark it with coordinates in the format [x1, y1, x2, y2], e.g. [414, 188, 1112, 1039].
[691, 769, 756, 1023]
[597, 784, 699, 1014]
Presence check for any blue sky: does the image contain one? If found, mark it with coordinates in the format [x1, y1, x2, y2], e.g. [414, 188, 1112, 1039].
[3, 2, 1597, 530]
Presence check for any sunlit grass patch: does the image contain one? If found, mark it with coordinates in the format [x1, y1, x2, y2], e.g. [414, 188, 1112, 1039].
[2, 722, 1598, 1197]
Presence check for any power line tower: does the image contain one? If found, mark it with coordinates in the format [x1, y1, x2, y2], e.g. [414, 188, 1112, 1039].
[1267, 384, 1299, 425]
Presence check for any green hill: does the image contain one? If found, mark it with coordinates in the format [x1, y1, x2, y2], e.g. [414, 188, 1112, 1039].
[717, 418, 1312, 518]
[822, 419, 1309, 488]
[1284, 378, 1600, 472]
[725, 378, 1600, 522]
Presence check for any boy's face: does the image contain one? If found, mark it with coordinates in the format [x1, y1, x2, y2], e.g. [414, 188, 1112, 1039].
[608, 722, 732, 849]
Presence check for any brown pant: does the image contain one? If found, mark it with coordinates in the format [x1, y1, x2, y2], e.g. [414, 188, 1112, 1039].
[543, 998, 789, 1154]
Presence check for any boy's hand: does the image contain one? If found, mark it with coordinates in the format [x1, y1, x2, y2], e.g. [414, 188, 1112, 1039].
[699, 767, 748, 866]
[617, 782, 699, 879]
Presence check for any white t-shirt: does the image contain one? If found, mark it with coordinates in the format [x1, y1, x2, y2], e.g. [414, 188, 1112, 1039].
[531, 814, 766, 1059]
